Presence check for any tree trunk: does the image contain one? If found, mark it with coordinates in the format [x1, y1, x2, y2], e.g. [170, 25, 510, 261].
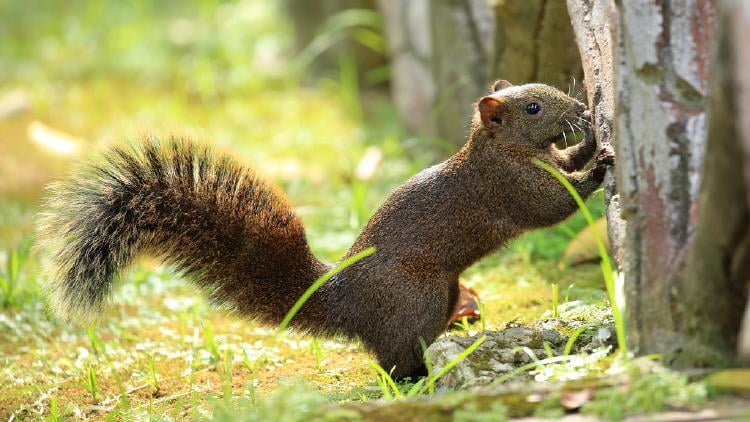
[734, 1, 750, 361]
[678, 0, 750, 366]
[565, 0, 623, 265]
[568, 0, 750, 367]
[379, 0, 583, 144]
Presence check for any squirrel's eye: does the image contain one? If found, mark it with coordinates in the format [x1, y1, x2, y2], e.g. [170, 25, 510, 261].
[525, 102, 542, 115]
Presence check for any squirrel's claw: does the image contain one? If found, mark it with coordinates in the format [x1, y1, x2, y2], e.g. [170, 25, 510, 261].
[596, 144, 615, 167]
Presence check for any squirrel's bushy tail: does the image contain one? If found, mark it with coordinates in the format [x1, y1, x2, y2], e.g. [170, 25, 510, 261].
[37, 138, 329, 327]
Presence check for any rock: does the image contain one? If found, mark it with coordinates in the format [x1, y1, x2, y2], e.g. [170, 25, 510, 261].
[425, 327, 570, 390]
[579, 326, 618, 353]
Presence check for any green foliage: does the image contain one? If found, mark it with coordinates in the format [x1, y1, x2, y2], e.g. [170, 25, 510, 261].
[202, 320, 221, 365]
[452, 400, 508, 422]
[368, 362, 408, 400]
[43, 397, 73, 422]
[0, 0, 292, 95]
[79, 364, 100, 402]
[293, 8, 386, 83]
[0, 237, 37, 309]
[145, 353, 161, 395]
[551, 282, 560, 317]
[582, 364, 708, 421]
[207, 381, 359, 422]
[310, 338, 325, 372]
[86, 325, 106, 356]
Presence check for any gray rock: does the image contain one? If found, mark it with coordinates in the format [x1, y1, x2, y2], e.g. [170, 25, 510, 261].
[425, 327, 570, 390]
[425, 324, 620, 390]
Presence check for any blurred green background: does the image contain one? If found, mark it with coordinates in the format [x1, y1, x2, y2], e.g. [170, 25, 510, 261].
[1, 0, 409, 256]
[0, 0, 601, 281]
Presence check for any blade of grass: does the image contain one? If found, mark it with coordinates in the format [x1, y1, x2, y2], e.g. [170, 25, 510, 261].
[367, 362, 403, 400]
[277, 246, 375, 333]
[564, 326, 590, 356]
[532, 159, 627, 357]
[413, 335, 487, 396]
[551, 282, 560, 318]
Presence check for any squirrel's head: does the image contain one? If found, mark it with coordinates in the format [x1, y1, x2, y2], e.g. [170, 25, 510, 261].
[472, 80, 589, 149]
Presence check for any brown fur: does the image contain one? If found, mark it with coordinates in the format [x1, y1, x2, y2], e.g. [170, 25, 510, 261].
[37, 81, 612, 379]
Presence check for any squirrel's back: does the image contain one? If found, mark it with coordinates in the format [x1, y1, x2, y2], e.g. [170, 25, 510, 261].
[37, 138, 330, 330]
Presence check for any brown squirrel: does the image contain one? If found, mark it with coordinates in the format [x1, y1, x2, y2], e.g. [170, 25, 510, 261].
[37, 80, 613, 379]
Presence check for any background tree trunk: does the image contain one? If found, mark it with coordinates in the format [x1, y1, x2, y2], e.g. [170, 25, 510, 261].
[679, 0, 750, 366]
[734, 1, 750, 362]
[569, 0, 750, 367]
[379, 0, 583, 145]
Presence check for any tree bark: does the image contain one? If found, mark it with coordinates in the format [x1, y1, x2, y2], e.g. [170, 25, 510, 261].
[616, 0, 719, 366]
[379, 0, 583, 144]
[735, 1, 750, 361]
[565, 0, 624, 266]
[679, 0, 750, 366]
[567, 0, 750, 367]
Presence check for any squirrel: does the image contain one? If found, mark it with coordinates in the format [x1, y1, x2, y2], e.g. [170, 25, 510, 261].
[36, 79, 613, 379]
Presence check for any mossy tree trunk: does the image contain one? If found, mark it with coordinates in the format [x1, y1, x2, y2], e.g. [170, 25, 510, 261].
[569, 0, 750, 367]
[379, 0, 583, 145]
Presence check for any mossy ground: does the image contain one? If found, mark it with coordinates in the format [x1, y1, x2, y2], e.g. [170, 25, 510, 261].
[0, 2, 632, 420]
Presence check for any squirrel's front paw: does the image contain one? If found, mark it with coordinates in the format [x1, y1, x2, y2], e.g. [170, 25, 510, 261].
[596, 145, 615, 167]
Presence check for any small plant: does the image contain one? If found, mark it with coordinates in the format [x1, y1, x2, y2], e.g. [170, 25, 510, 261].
[44, 396, 73, 422]
[533, 159, 627, 356]
[0, 237, 34, 308]
[239, 347, 267, 377]
[452, 316, 472, 333]
[581, 361, 708, 420]
[221, 348, 234, 398]
[207, 380, 343, 422]
[79, 364, 100, 402]
[368, 362, 405, 400]
[477, 299, 487, 332]
[563, 325, 590, 356]
[551, 282, 560, 318]
[310, 338, 325, 372]
[202, 320, 220, 365]
[145, 353, 160, 395]
[86, 325, 106, 357]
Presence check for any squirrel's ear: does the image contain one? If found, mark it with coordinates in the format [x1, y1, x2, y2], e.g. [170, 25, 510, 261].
[491, 80, 513, 92]
[478, 97, 506, 127]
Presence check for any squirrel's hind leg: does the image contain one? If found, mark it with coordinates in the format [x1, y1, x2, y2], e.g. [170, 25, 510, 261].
[366, 279, 459, 380]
